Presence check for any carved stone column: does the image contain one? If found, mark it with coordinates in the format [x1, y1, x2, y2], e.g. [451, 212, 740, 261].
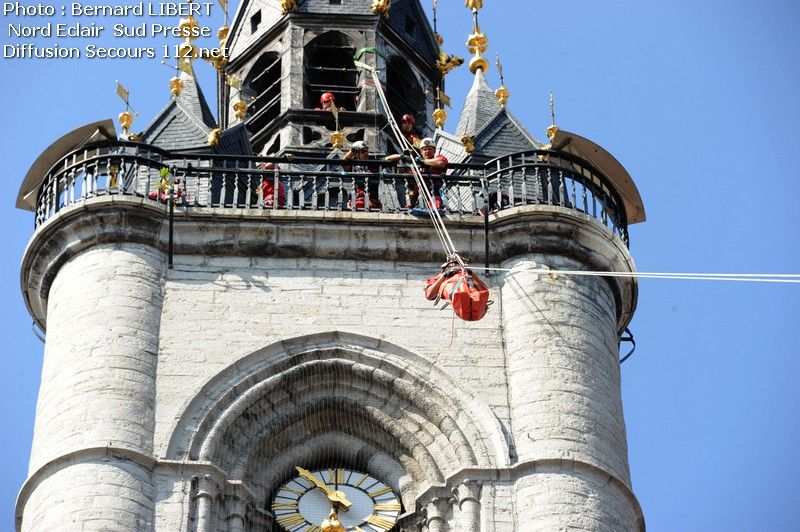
[195, 474, 218, 532]
[452, 480, 482, 531]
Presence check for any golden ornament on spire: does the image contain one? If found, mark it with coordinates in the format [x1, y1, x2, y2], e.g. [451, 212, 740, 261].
[547, 90, 559, 140]
[433, 107, 447, 129]
[118, 110, 134, 135]
[495, 53, 509, 106]
[465, 0, 483, 10]
[466, 6, 489, 74]
[371, 0, 391, 18]
[280, 0, 299, 15]
[169, 76, 184, 97]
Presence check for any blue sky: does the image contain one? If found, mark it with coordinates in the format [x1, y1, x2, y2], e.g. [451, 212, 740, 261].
[2, 1, 799, 530]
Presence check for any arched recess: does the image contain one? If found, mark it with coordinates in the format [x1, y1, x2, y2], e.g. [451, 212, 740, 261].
[386, 56, 426, 131]
[167, 332, 509, 508]
[303, 31, 359, 110]
[244, 50, 282, 154]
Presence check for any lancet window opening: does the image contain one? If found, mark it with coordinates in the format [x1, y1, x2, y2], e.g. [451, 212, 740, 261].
[303, 31, 359, 110]
[245, 51, 283, 154]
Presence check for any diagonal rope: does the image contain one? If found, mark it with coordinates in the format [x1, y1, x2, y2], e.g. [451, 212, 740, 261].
[364, 65, 463, 265]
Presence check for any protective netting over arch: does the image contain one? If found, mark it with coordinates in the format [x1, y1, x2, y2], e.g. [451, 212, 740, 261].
[167, 332, 508, 531]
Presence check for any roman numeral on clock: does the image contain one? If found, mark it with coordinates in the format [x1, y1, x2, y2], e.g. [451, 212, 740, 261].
[366, 514, 396, 530]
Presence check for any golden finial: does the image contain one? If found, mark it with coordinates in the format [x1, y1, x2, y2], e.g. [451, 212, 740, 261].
[371, 0, 391, 18]
[461, 134, 475, 153]
[547, 90, 559, 141]
[321, 511, 346, 532]
[495, 53, 509, 106]
[169, 76, 184, 97]
[114, 81, 137, 136]
[233, 99, 248, 120]
[466, 4, 489, 74]
[330, 130, 345, 149]
[208, 128, 221, 146]
[118, 110, 134, 136]
[433, 108, 447, 129]
[280, 0, 299, 15]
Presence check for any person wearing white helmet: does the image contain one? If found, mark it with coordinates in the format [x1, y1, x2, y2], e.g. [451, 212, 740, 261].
[344, 140, 381, 209]
[386, 137, 448, 209]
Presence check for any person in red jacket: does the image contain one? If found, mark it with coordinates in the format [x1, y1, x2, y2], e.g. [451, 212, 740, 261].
[385, 137, 448, 210]
[258, 161, 286, 208]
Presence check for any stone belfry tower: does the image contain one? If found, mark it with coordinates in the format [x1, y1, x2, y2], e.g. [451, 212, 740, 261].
[221, 0, 439, 155]
[15, 1, 647, 531]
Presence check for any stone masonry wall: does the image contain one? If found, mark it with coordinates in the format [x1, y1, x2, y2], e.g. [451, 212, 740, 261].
[23, 243, 165, 529]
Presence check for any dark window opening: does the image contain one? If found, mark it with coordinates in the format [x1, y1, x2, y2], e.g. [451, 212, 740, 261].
[250, 10, 261, 34]
[329, 0, 341, 4]
[386, 56, 426, 132]
[304, 31, 359, 111]
[346, 129, 365, 143]
[244, 51, 282, 154]
[303, 127, 323, 145]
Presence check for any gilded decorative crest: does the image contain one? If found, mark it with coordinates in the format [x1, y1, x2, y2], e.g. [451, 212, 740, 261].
[233, 100, 248, 120]
[330, 130, 345, 149]
[437, 49, 464, 76]
[371, 0, 391, 18]
[208, 128, 221, 146]
[465, 0, 483, 10]
[461, 134, 475, 153]
[280, 0, 298, 15]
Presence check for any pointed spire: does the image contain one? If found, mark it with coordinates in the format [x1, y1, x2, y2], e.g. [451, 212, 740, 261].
[456, 68, 502, 137]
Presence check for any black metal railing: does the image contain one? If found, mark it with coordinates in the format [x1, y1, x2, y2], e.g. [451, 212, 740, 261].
[32, 140, 629, 245]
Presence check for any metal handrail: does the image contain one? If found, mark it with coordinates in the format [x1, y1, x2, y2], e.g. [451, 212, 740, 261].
[31, 140, 629, 245]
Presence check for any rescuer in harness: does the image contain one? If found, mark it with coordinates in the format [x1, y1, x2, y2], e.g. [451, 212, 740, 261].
[343, 140, 380, 210]
[385, 137, 448, 210]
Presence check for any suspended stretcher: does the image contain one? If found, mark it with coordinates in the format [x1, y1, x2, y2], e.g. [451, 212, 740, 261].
[425, 262, 490, 321]
[355, 56, 491, 321]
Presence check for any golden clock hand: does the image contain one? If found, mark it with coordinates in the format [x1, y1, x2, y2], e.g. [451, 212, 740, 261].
[294, 467, 352, 511]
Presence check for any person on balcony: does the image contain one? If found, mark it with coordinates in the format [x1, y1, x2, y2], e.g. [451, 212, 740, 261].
[343, 140, 380, 210]
[257, 161, 286, 208]
[399, 113, 421, 149]
[385, 137, 447, 210]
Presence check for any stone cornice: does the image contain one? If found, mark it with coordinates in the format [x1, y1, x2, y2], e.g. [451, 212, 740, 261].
[21, 196, 636, 331]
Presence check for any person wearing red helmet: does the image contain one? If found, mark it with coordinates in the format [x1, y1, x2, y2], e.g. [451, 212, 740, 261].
[316, 92, 339, 111]
[399, 113, 420, 148]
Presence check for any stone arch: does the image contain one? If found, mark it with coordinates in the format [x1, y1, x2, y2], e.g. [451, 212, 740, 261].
[167, 332, 509, 507]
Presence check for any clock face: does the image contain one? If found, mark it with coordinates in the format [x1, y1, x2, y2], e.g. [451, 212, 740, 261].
[272, 468, 401, 531]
